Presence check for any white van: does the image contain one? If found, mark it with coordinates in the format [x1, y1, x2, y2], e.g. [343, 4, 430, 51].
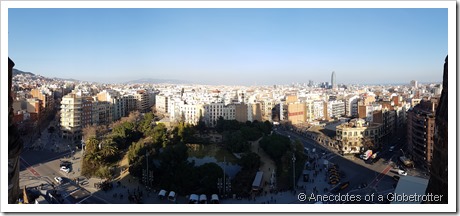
[158, 189, 167, 200]
[189, 194, 199, 204]
[211, 194, 219, 204]
[168, 191, 176, 202]
[199, 194, 207, 204]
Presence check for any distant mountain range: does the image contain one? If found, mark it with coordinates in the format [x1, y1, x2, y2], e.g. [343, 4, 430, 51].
[124, 78, 187, 84]
[13, 68, 80, 82]
[12, 69, 35, 76]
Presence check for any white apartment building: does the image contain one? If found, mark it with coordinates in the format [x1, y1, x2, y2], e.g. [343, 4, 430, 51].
[345, 95, 360, 117]
[147, 90, 156, 109]
[155, 94, 169, 115]
[327, 100, 346, 118]
[168, 97, 184, 121]
[122, 94, 137, 115]
[90, 100, 112, 126]
[204, 103, 236, 127]
[135, 90, 150, 113]
[260, 99, 275, 122]
[97, 90, 124, 121]
[179, 104, 204, 125]
[60, 93, 83, 141]
[305, 100, 325, 122]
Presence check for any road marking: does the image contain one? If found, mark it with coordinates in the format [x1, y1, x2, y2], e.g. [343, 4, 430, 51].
[368, 165, 392, 188]
[20, 157, 41, 177]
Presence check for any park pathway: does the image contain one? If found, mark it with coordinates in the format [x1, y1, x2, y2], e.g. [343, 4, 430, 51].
[250, 137, 277, 194]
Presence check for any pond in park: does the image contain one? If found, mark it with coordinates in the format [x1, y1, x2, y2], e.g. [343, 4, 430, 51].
[187, 144, 241, 179]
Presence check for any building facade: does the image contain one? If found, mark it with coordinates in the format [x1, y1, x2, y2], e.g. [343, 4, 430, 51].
[287, 102, 306, 125]
[60, 93, 83, 141]
[336, 118, 383, 154]
[155, 94, 169, 115]
[407, 98, 438, 171]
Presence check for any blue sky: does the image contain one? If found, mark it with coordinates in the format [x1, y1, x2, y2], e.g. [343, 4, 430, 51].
[8, 8, 447, 85]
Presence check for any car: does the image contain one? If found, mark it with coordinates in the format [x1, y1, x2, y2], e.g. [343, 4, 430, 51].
[199, 194, 207, 204]
[168, 191, 176, 202]
[329, 175, 339, 180]
[389, 146, 395, 152]
[340, 182, 350, 190]
[329, 180, 338, 185]
[398, 170, 407, 176]
[329, 178, 340, 183]
[158, 189, 167, 200]
[54, 176, 63, 184]
[189, 194, 199, 204]
[329, 171, 339, 176]
[60, 161, 71, 168]
[60, 166, 70, 173]
[211, 194, 219, 204]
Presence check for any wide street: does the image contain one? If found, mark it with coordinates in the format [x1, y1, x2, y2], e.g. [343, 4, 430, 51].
[274, 126, 403, 202]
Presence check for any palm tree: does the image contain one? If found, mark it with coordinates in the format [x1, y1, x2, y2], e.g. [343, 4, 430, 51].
[84, 151, 102, 162]
[85, 137, 99, 153]
[100, 138, 118, 157]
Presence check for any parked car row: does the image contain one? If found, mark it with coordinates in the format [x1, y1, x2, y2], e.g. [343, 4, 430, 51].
[189, 194, 219, 204]
[157, 190, 220, 204]
[328, 165, 341, 185]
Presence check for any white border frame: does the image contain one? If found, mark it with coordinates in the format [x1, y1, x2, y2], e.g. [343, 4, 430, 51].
[1, 1, 456, 213]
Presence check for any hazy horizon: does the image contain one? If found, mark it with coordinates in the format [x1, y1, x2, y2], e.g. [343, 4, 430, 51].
[9, 8, 447, 85]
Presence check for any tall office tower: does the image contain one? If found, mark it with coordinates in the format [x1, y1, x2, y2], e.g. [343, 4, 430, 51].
[331, 71, 337, 89]
[425, 56, 448, 203]
[410, 80, 418, 88]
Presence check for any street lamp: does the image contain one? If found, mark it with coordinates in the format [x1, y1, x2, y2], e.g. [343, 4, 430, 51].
[225, 177, 231, 196]
[217, 178, 223, 195]
[81, 139, 85, 154]
[223, 156, 226, 197]
[292, 153, 296, 190]
[145, 151, 150, 186]
[68, 145, 72, 159]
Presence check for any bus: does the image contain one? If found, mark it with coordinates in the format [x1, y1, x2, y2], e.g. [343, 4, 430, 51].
[252, 171, 264, 192]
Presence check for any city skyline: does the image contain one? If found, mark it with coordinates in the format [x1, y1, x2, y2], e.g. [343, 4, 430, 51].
[8, 8, 447, 86]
